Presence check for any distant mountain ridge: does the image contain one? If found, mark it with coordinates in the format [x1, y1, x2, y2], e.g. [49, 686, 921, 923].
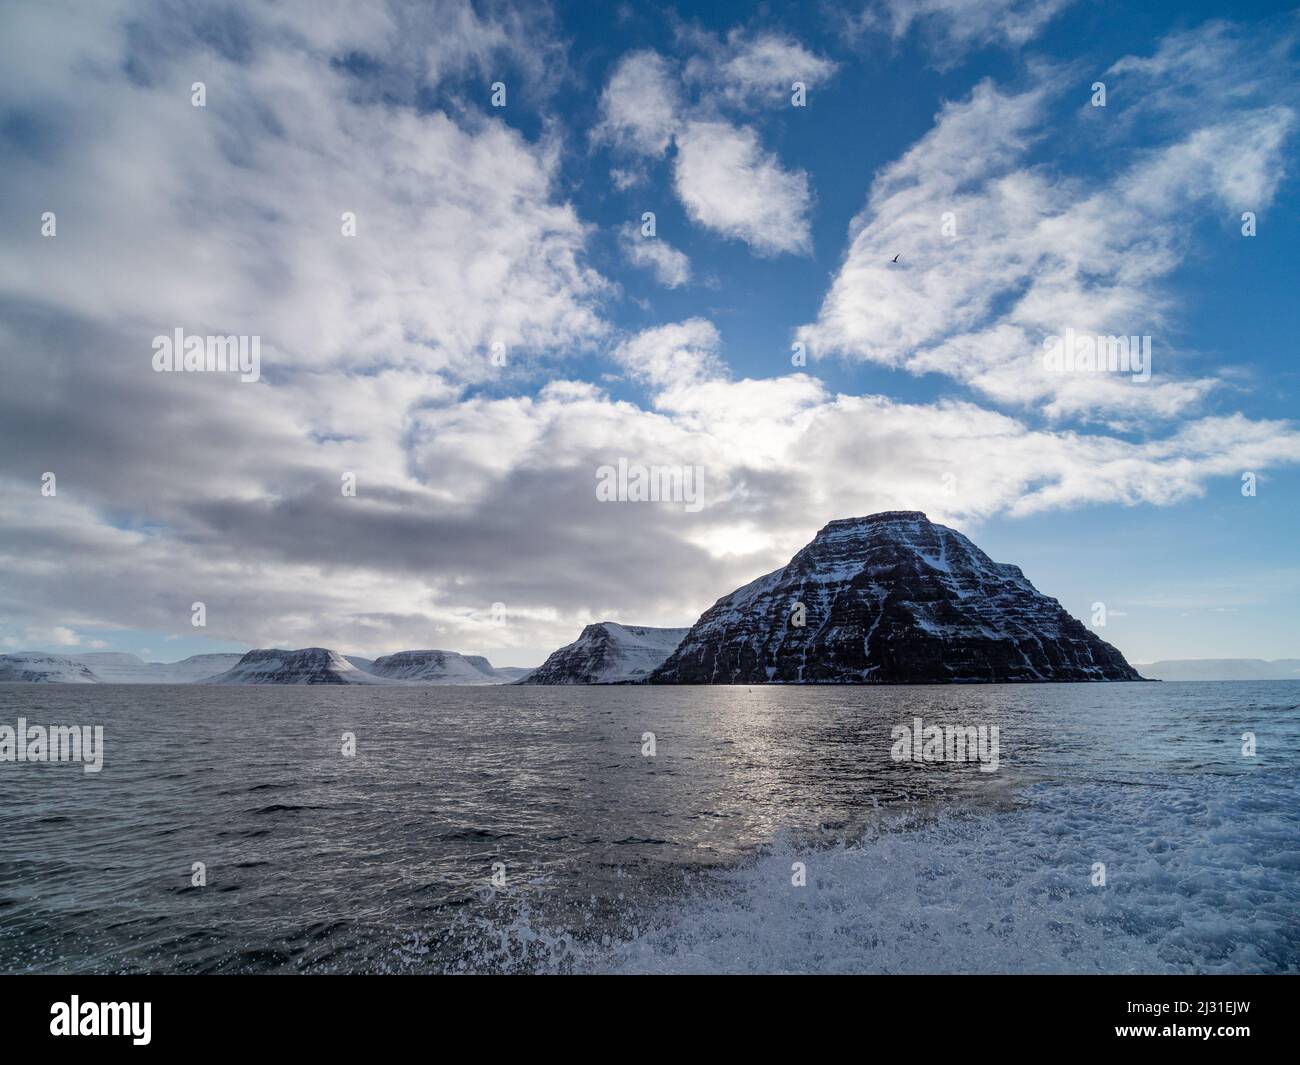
[1134, 659, 1300, 681]
[0, 648, 535, 685]
[75, 651, 245, 683]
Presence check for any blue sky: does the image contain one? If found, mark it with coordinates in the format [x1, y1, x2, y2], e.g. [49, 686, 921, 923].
[0, 0, 1297, 665]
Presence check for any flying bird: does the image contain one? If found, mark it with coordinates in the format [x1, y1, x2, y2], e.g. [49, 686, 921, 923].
[890, 254, 900, 263]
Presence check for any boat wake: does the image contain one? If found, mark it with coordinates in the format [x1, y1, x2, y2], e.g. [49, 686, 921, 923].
[429, 770, 1298, 975]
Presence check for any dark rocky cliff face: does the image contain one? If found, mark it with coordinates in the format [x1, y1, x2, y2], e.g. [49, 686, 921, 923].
[649, 512, 1145, 684]
[521, 623, 689, 684]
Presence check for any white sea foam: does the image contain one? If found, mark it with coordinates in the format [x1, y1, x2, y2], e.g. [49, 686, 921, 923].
[546, 772, 1298, 974]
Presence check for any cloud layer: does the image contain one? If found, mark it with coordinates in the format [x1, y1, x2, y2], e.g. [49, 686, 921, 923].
[1, 5, 1297, 663]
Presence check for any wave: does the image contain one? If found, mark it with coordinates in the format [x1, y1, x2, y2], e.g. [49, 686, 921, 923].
[434, 771, 1299, 974]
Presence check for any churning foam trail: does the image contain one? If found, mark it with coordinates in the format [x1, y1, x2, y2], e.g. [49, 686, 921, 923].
[570, 772, 1299, 974]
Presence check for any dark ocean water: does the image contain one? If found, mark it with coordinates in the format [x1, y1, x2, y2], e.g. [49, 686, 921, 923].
[0, 682, 1296, 974]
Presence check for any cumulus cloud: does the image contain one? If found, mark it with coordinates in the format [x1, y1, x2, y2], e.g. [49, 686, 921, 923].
[594, 50, 682, 157]
[673, 121, 813, 255]
[595, 34, 819, 255]
[611, 319, 724, 393]
[619, 225, 692, 287]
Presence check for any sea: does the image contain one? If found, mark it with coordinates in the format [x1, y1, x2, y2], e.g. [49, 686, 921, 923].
[1, 682, 1296, 974]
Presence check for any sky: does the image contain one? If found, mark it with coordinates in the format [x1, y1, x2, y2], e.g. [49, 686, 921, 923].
[1, 0, 1298, 667]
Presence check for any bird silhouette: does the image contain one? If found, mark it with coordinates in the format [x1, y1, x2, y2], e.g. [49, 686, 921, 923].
[890, 254, 900, 263]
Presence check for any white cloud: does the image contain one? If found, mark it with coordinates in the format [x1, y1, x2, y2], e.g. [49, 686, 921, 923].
[594, 50, 682, 157]
[611, 319, 724, 393]
[683, 29, 838, 107]
[0, 1, 607, 379]
[6, 331, 1300, 661]
[2, 8, 1298, 668]
[596, 35, 821, 256]
[19, 626, 84, 648]
[1105, 20, 1294, 120]
[799, 48, 1297, 421]
[673, 121, 813, 256]
[620, 226, 692, 287]
[860, 0, 1074, 51]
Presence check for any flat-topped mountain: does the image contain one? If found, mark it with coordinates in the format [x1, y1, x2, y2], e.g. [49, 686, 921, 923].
[203, 647, 387, 685]
[367, 649, 514, 684]
[521, 623, 689, 684]
[203, 647, 531, 684]
[0, 652, 100, 684]
[649, 511, 1145, 684]
[0, 651, 243, 684]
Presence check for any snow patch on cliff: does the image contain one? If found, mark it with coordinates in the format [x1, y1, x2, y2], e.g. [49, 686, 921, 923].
[524, 623, 690, 684]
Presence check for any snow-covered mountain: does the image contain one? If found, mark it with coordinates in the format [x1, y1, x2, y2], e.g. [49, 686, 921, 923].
[650, 511, 1145, 684]
[522, 623, 690, 684]
[73, 652, 243, 683]
[0, 646, 535, 685]
[1134, 659, 1300, 681]
[366, 649, 514, 684]
[0, 653, 100, 683]
[203, 647, 389, 684]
